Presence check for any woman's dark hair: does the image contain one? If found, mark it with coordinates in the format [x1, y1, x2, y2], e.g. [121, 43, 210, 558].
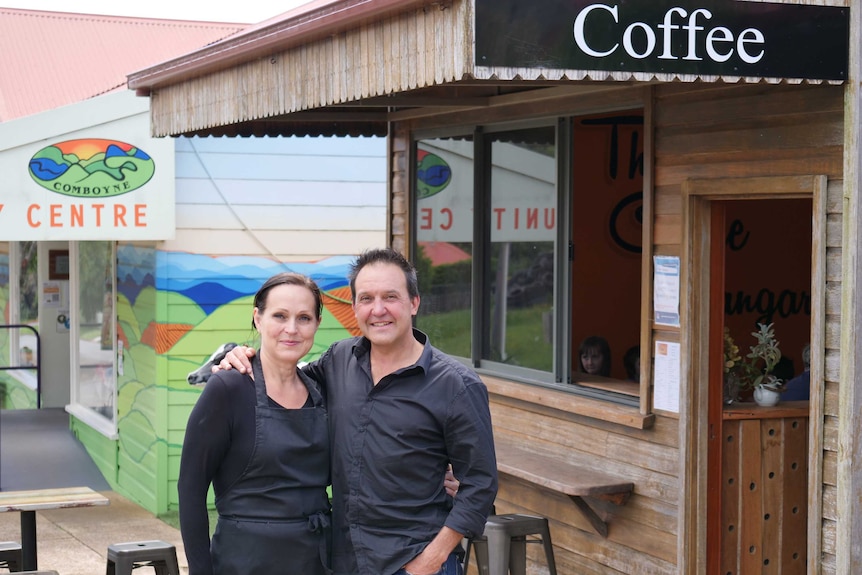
[623, 345, 640, 381]
[252, 272, 322, 329]
[578, 335, 611, 377]
[348, 248, 419, 301]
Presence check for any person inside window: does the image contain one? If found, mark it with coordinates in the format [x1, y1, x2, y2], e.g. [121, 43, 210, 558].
[578, 336, 611, 377]
[782, 343, 811, 401]
[623, 345, 640, 383]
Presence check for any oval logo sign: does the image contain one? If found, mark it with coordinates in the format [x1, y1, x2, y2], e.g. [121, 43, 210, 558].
[29, 138, 155, 198]
[416, 150, 451, 199]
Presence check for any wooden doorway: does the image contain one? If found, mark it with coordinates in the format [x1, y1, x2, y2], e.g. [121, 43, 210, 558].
[708, 199, 811, 574]
[680, 175, 826, 575]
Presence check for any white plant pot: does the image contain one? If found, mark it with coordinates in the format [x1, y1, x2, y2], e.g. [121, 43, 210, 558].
[753, 386, 781, 407]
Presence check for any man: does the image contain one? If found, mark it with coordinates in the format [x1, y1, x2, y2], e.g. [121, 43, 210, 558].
[216, 248, 498, 575]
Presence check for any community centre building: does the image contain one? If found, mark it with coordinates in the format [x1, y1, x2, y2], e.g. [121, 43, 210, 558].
[0, 8, 386, 519]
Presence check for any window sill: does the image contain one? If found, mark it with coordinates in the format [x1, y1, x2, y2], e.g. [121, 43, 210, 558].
[66, 404, 118, 440]
[481, 374, 655, 430]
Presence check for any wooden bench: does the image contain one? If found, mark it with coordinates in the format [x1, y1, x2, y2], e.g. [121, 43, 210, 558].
[494, 440, 634, 537]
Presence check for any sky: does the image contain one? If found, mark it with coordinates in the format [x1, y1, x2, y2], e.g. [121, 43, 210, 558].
[0, 0, 314, 23]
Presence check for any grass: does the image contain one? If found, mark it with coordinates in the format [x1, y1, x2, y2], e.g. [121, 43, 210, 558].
[418, 304, 553, 371]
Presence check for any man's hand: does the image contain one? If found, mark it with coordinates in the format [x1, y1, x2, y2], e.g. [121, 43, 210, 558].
[444, 464, 459, 498]
[402, 526, 462, 575]
[211, 345, 256, 375]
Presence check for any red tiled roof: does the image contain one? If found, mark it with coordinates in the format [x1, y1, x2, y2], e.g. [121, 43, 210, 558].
[418, 242, 472, 267]
[0, 8, 247, 121]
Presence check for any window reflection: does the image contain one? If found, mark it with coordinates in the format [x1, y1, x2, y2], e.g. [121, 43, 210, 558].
[410, 113, 644, 403]
[76, 241, 114, 419]
[487, 128, 556, 372]
[415, 137, 474, 358]
[17, 242, 39, 377]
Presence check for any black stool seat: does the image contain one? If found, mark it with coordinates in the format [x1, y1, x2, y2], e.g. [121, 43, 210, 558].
[106, 540, 180, 575]
[0, 540, 23, 572]
[464, 514, 557, 575]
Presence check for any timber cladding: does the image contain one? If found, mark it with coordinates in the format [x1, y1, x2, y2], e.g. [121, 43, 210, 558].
[720, 410, 809, 574]
[148, 1, 474, 138]
[395, 82, 841, 574]
[658, 82, 842, 573]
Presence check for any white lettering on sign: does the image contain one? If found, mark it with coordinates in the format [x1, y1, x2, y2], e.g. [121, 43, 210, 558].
[573, 4, 765, 63]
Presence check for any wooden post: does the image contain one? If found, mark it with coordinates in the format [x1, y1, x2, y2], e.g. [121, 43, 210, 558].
[838, 3, 862, 573]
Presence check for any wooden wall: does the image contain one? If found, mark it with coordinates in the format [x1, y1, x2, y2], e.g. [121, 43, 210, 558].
[654, 82, 844, 573]
[167, 136, 387, 260]
[391, 81, 844, 573]
[721, 409, 809, 574]
[147, 1, 474, 138]
[486, 382, 679, 573]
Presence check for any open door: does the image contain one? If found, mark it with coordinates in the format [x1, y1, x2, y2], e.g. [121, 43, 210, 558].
[706, 198, 812, 574]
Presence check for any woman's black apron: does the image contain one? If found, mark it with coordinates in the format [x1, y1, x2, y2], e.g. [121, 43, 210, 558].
[211, 356, 331, 574]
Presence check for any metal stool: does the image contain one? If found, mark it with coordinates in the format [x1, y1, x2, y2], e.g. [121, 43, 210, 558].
[0, 541, 22, 572]
[106, 540, 180, 575]
[464, 514, 557, 575]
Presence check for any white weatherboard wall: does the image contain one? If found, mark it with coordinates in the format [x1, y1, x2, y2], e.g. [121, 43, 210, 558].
[170, 136, 387, 261]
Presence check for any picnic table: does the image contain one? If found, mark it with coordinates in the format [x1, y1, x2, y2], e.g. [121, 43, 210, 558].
[0, 486, 110, 570]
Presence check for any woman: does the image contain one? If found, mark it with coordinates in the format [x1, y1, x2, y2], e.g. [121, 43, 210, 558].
[578, 335, 611, 377]
[179, 272, 330, 575]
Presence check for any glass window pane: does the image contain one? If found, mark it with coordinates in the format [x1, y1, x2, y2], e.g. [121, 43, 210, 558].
[0, 242, 9, 381]
[414, 137, 474, 359]
[486, 127, 556, 372]
[18, 241, 38, 327]
[17, 241, 38, 373]
[571, 112, 643, 387]
[77, 241, 114, 419]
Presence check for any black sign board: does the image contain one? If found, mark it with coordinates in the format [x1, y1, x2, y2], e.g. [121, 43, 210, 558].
[475, 0, 849, 81]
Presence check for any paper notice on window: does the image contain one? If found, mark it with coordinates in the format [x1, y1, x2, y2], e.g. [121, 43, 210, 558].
[653, 340, 680, 413]
[42, 282, 61, 308]
[653, 256, 680, 327]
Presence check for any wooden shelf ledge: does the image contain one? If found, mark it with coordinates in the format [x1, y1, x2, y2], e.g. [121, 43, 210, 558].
[494, 440, 634, 537]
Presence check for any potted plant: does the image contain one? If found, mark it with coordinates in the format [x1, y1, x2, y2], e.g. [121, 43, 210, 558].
[744, 322, 784, 406]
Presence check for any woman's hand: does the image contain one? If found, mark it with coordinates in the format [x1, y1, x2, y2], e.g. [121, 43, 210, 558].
[211, 345, 257, 375]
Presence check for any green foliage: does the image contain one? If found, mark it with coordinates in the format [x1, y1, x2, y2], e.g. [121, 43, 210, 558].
[432, 259, 472, 286]
[18, 241, 38, 323]
[419, 304, 552, 371]
[417, 308, 471, 358]
[742, 322, 783, 391]
[415, 243, 472, 296]
[414, 245, 434, 297]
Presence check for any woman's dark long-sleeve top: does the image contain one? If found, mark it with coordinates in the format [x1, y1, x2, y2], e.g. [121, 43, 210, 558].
[178, 365, 330, 575]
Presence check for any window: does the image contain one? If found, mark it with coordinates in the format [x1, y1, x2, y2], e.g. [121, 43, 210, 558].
[484, 127, 557, 374]
[70, 241, 116, 433]
[415, 135, 474, 359]
[413, 112, 644, 404]
[7, 242, 39, 393]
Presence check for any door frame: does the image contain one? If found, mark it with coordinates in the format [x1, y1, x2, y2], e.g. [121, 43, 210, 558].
[678, 174, 827, 574]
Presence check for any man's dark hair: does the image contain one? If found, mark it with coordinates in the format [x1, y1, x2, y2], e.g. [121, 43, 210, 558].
[349, 248, 419, 301]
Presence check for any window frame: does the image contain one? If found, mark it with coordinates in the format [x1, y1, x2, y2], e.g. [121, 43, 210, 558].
[67, 240, 118, 439]
[411, 112, 649, 414]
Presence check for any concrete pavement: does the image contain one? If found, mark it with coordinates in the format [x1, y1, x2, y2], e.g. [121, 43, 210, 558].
[0, 490, 188, 575]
